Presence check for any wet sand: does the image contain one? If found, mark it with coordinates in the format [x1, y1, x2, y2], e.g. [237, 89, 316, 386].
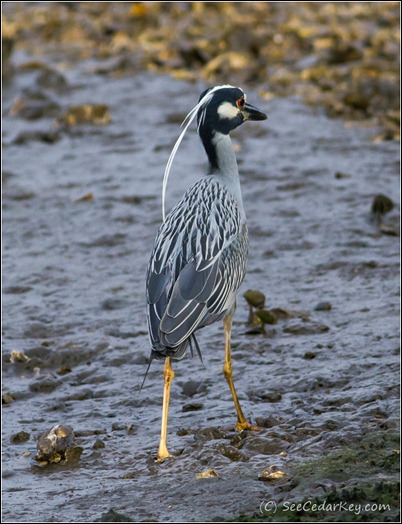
[2, 12, 400, 524]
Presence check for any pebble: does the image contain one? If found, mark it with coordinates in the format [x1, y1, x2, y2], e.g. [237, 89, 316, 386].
[196, 468, 219, 479]
[10, 431, 30, 444]
[314, 301, 332, 311]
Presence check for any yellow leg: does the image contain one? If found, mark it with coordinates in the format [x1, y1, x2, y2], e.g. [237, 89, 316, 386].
[156, 357, 175, 461]
[223, 311, 260, 431]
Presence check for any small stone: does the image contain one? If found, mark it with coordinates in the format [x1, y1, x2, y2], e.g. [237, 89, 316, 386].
[196, 468, 219, 479]
[10, 431, 30, 444]
[284, 321, 329, 335]
[182, 402, 203, 412]
[314, 301, 332, 311]
[270, 307, 295, 319]
[258, 465, 286, 481]
[197, 427, 227, 440]
[335, 171, 352, 179]
[303, 351, 317, 360]
[75, 192, 94, 203]
[99, 508, 133, 522]
[29, 378, 60, 393]
[371, 194, 394, 216]
[2, 393, 15, 404]
[217, 444, 248, 462]
[59, 104, 111, 126]
[380, 223, 399, 236]
[255, 415, 284, 428]
[243, 289, 266, 308]
[10, 350, 29, 363]
[93, 439, 106, 449]
[56, 363, 71, 375]
[112, 422, 126, 431]
[245, 325, 265, 335]
[258, 392, 282, 403]
[256, 309, 278, 325]
[181, 380, 203, 397]
[177, 428, 194, 437]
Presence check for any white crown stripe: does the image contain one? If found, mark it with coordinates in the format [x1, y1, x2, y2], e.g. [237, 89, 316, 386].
[161, 85, 236, 222]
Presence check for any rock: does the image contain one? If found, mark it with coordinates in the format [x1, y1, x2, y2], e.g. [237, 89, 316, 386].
[111, 422, 126, 431]
[2, 393, 15, 405]
[380, 223, 399, 236]
[75, 192, 94, 203]
[13, 130, 61, 145]
[93, 439, 106, 449]
[314, 301, 332, 311]
[335, 171, 352, 179]
[258, 465, 286, 481]
[10, 431, 30, 444]
[230, 431, 249, 447]
[303, 351, 317, 360]
[9, 94, 60, 121]
[255, 415, 285, 428]
[243, 436, 289, 455]
[248, 390, 282, 403]
[36, 67, 67, 91]
[244, 290, 267, 324]
[29, 378, 60, 393]
[35, 424, 82, 466]
[59, 104, 111, 126]
[98, 508, 133, 522]
[181, 380, 205, 397]
[9, 350, 29, 363]
[197, 427, 227, 440]
[182, 403, 203, 412]
[243, 289, 266, 308]
[371, 194, 394, 224]
[283, 320, 329, 335]
[196, 468, 219, 479]
[217, 444, 248, 462]
[256, 309, 278, 325]
[270, 307, 295, 319]
[2, 33, 14, 79]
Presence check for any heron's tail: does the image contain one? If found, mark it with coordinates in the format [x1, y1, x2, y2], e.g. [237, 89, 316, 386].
[139, 335, 203, 393]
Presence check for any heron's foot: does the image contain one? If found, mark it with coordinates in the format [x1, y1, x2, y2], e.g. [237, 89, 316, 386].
[155, 449, 175, 463]
[235, 420, 261, 432]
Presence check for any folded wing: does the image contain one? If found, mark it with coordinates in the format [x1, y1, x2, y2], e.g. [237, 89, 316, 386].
[146, 178, 248, 359]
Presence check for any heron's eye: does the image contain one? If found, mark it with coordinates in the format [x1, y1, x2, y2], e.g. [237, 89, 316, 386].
[236, 97, 245, 109]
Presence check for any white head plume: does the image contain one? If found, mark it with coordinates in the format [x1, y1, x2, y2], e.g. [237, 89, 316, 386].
[161, 84, 236, 221]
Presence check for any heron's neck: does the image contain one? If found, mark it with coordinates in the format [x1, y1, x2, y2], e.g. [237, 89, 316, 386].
[200, 129, 245, 217]
[200, 130, 239, 178]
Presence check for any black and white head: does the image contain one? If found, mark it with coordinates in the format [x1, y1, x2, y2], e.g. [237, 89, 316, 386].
[162, 85, 267, 220]
[196, 85, 267, 136]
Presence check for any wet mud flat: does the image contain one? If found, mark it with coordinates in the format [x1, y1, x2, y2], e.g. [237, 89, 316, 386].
[2, 51, 400, 522]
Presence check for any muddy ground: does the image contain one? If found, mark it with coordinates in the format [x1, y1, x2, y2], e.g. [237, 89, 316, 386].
[2, 3, 400, 523]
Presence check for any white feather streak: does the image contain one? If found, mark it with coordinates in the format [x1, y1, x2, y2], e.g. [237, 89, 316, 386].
[161, 84, 236, 221]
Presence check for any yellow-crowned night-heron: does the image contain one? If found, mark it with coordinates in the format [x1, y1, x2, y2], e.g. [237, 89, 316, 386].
[146, 85, 267, 461]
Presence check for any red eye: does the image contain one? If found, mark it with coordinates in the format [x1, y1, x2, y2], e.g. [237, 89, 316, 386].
[236, 97, 245, 109]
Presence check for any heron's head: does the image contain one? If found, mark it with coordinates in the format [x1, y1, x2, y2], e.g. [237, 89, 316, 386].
[196, 85, 267, 135]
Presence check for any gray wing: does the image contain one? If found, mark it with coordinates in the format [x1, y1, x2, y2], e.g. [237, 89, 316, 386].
[146, 178, 248, 358]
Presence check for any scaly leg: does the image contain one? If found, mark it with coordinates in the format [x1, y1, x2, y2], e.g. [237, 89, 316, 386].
[156, 357, 174, 461]
[223, 310, 260, 431]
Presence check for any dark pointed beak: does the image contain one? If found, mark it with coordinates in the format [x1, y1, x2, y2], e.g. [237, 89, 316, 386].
[243, 102, 267, 121]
